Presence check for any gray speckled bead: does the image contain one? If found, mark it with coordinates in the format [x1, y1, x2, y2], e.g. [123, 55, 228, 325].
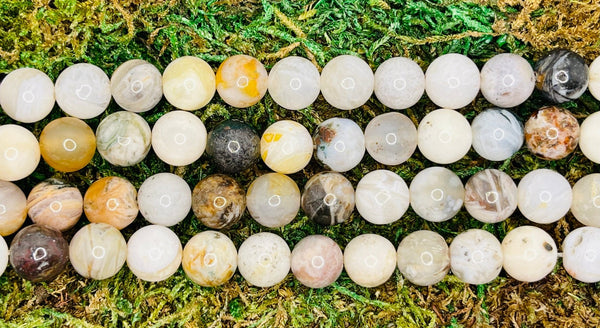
[96, 111, 152, 167]
[450, 229, 503, 285]
[206, 120, 260, 173]
[111, 59, 163, 112]
[471, 108, 523, 161]
[301, 172, 354, 226]
[534, 49, 589, 103]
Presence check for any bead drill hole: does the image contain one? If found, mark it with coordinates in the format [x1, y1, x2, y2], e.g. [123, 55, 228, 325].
[33, 247, 47, 261]
[375, 191, 391, 205]
[117, 136, 131, 146]
[592, 196, 600, 208]
[420, 251, 434, 266]
[204, 253, 217, 267]
[438, 130, 452, 143]
[76, 84, 93, 100]
[268, 195, 281, 207]
[0, 204, 5, 215]
[236, 76, 249, 88]
[341, 77, 355, 90]
[393, 78, 407, 91]
[4, 147, 18, 161]
[174, 133, 186, 145]
[471, 250, 484, 264]
[184, 78, 196, 91]
[554, 70, 569, 84]
[485, 191, 499, 204]
[311, 256, 325, 269]
[430, 188, 444, 201]
[213, 196, 227, 209]
[131, 80, 144, 93]
[92, 246, 106, 259]
[63, 139, 77, 151]
[502, 74, 516, 87]
[148, 248, 162, 261]
[323, 193, 337, 206]
[385, 133, 397, 145]
[334, 141, 346, 152]
[289, 78, 302, 90]
[539, 191, 552, 203]
[159, 195, 172, 208]
[493, 128, 505, 141]
[364, 255, 378, 267]
[546, 128, 559, 140]
[22, 91, 35, 103]
[106, 198, 119, 211]
[584, 249, 597, 262]
[524, 248, 537, 261]
[49, 201, 63, 213]
[447, 77, 460, 89]
[259, 253, 272, 266]
[227, 140, 241, 153]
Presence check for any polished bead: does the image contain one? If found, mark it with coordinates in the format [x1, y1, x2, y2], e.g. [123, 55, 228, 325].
[69, 223, 127, 280]
[27, 179, 83, 232]
[301, 172, 354, 226]
[313, 117, 365, 172]
[344, 234, 396, 288]
[206, 119, 260, 173]
[126, 225, 182, 282]
[0, 68, 54, 123]
[291, 235, 343, 288]
[471, 108, 523, 161]
[417, 109, 472, 164]
[138, 173, 191, 227]
[55, 63, 111, 119]
[409, 167, 464, 222]
[268, 56, 320, 110]
[0, 124, 40, 181]
[83, 176, 138, 230]
[320, 55, 374, 110]
[182, 231, 237, 287]
[425, 54, 480, 109]
[216, 55, 268, 108]
[517, 169, 571, 224]
[589, 56, 600, 101]
[480, 53, 535, 108]
[237, 232, 291, 287]
[450, 229, 503, 285]
[397, 230, 449, 286]
[579, 112, 600, 164]
[246, 173, 300, 228]
[96, 111, 152, 167]
[162, 56, 216, 111]
[562, 227, 600, 283]
[464, 169, 517, 224]
[355, 170, 409, 225]
[151, 110, 207, 166]
[534, 49, 588, 103]
[39, 117, 96, 172]
[192, 174, 245, 229]
[364, 112, 417, 166]
[260, 120, 313, 174]
[570, 174, 600, 227]
[524, 106, 579, 160]
[374, 57, 425, 110]
[111, 59, 162, 112]
[0, 236, 7, 277]
[502, 226, 557, 282]
[0, 180, 27, 236]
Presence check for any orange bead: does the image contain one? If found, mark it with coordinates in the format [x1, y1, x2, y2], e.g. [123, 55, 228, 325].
[83, 176, 138, 230]
[39, 117, 96, 172]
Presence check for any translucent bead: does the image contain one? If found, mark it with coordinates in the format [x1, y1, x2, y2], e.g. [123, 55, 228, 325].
[151, 110, 207, 166]
[237, 232, 290, 287]
[355, 170, 409, 225]
[69, 223, 127, 280]
[55, 63, 111, 119]
[502, 226, 557, 282]
[364, 112, 417, 166]
[344, 234, 396, 288]
[246, 173, 300, 228]
[182, 231, 237, 287]
[579, 111, 600, 163]
[0, 68, 54, 123]
[83, 176, 138, 230]
[589, 56, 600, 101]
[260, 120, 313, 174]
[216, 55, 268, 108]
[313, 117, 365, 172]
[464, 169, 517, 224]
[480, 53, 535, 108]
[534, 49, 588, 103]
[291, 235, 343, 288]
[39, 117, 96, 172]
[126, 225, 182, 282]
[268, 56, 320, 110]
[138, 173, 191, 227]
[301, 172, 354, 226]
[409, 167, 464, 222]
[562, 227, 600, 283]
[471, 108, 523, 161]
[0, 236, 7, 277]
[0, 180, 27, 236]
[524, 106, 579, 160]
[0, 124, 40, 181]
[374, 57, 424, 109]
[111, 59, 163, 113]
[450, 229, 503, 285]
[570, 173, 600, 227]
[397, 230, 449, 286]
[517, 169, 571, 224]
[96, 111, 152, 167]
[320, 55, 374, 110]
[425, 54, 480, 109]
[162, 56, 216, 111]
[417, 109, 471, 164]
[27, 179, 83, 231]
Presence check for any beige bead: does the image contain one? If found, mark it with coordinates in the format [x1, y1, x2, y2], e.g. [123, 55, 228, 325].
[111, 59, 163, 112]
[162, 56, 216, 111]
[0, 68, 54, 123]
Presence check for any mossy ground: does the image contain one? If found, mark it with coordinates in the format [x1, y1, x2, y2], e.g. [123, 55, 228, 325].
[1, 0, 600, 327]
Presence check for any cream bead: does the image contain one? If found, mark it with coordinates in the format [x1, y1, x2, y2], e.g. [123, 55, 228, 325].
[162, 56, 216, 111]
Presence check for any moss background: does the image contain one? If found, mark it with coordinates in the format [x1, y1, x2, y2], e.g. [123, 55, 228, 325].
[1, 0, 600, 327]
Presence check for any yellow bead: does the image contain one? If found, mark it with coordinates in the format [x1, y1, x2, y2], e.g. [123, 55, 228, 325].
[40, 117, 96, 172]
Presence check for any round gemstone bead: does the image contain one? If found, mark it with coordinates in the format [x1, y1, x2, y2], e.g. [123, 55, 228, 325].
[260, 120, 313, 174]
[589, 56, 600, 101]
[126, 225, 182, 282]
[417, 109, 472, 164]
[96, 111, 152, 167]
[0, 67, 54, 123]
[206, 119, 260, 173]
[182, 231, 237, 287]
[450, 229, 503, 285]
[313, 117, 365, 172]
[301, 172, 355, 226]
[471, 108, 523, 161]
[151, 110, 207, 166]
[0, 124, 40, 181]
[216, 55, 268, 108]
[0, 236, 7, 277]
[397, 230, 449, 286]
[374, 57, 425, 110]
[524, 106, 579, 160]
[355, 170, 409, 225]
[0, 180, 27, 236]
[464, 169, 517, 224]
[344, 234, 396, 288]
[192, 174, 246, 229]
[534, 49, 589, 103]
[69, 223, 127, 280]
[138, 173, 191, 227]
[517, 169, 572, 224]
[570, 173, 600, 227]
[246, 173, 300, 228]
[39, 117, 96, 172]
[579, 111, 600, 164]
[237, 232, 291, 287]
[409, 167, 464, 222]
[562, 227, 600, 283]
[55, 63, 111, 119]
[480, 53, 535, 108]
[291, 235, 343, 288]
[320, 55, 374, 110]
[425, 53, 480, 109]
[162, 56, 216, 111]
[364, 112, 417, 166]
[111, 59, 163, 112]
[83, 176, 138, 230]
[27, 179, 83, 232]
[268, 56, 320, 110]
[502, 226, 557, 282]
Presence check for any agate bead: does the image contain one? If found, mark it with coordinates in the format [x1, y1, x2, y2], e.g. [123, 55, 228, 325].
[291, 235, 343, 288]
[517, 169, 572, 224]
[502, 226, 557, 282]
[216, 55, 268, 108]
[364, 112, 417, 166]
[579, 112, 600, 164]
[0, 236, 7, 277]
[534, 49, 588, 103]
[471, 108, 523, 161]
[524, 106, 579, 160]
[192, 174, 246, 229]
[0, 180, 27, 236]
[344, 234, 396, 288]
[111, 59, 163, 112]
[27, 179, 83, 232]
[355, 170, 409, 225]
[268, 56, 320, 110]
[206, 119, 260, 173]
[55, 63, 111, 119]
[425, 54, 480, 109]
[182, 231, 237, 287]
[570, 174, 600, 227]
[301, 172, 355, 226]
[480, 53, 535, 108]
[69, 223, 127, 280]
[409, 167, 464, 222]
[0, 68, 54, 123]
[9, 224, 69, 282]
[151, 110, 207, 166]
[237, 232, 291, 287]
[83, 176, 138, 230]
[39, 117, 96, 172]
[313, 117, 365, 172]
[417, 109, 472, 164]
[397, 230, 449, 286]
[260, 120, 313, 174]
[589, 56, 600, 101]
[464, 169, 517, 224]
[246, 173, 300, 228]
[0, 124, 40, 181]
[562, 227, 600, 283]
[162, 56, 216, 111]
[320, 55, 374, 110]
[126, 225, 182, 282]
[374, 57, 425, 110]
[138, 173, 191, 227]
[96, 111, 152, 167]
[450, 229, 503, 285]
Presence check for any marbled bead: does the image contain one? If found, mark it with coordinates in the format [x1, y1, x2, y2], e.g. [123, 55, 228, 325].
[480, 53, 535, 108]
[301, 172, 355, 226]
[126, 225, 182, 282]
[374, 57, 425, 110]
[409, 167, 464, 222]
[96, 111, 152, 167]
[69, 223, 127, 280]
[260, 120, 313, 174]
[162, 56, 216, 111]
[517, 169, 572, 224]
[83, 176, 138, 230]
[471, 108, 523, 161]
[138, 173, 191, 227]
[182, 231, 237, 287]
[27, 179, 83, 232]
[0, 180, 27, 236]
[589, 56, 600, 101]
[55, 63, 111, 119]
[0, 124, 40, 181]
[268, 56, 320, 110]
[111, 59, 163, 112]
[246, 173, 300, 228]
[534, 49, 589, 103]
[151, 110, 207, 166]
[570, 174, 600, 227]
[39, 117, 96, 172]
[417, 109, 472, 164]
[320, 55, 374, 110]
[192, 174, 246, 229]
[0, 68, 54, 123]
[313, 117, 365, 172]
[216, 55, 268, 108]
[364, 112, 417, 166]
[9, 224, 69, 282]
[291, 235, 343, 288]
[397, 230, 449, 286]
[464, 169, 517, 224]
[206, 119, 260, 173]
[344, 234, 396, 288]
[355, 170, 409, 225]
[502, 226, 557, 282]
[579, 112, 600, 163]
[425, 54, 480, 109]
[237, 232, 291, 287]
[524, 106, 579, 160]
[562, 227, 600, 283]
[0, 236, 7, 277]
[450, 229, 503, 285]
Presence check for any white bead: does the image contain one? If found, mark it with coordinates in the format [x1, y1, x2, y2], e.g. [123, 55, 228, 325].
[397, 230, 449, 286]
[409, 167, 464, 222]
[55, 63, 111, 119]
[313, 117, 365, 172]
[268, 56, 320, 110]
[0, 125, 40, 181]
[344, 234, 396, 288]
[570, 174, 600, 227]
[579, 111, 600, 164]
[588, 56, 600, 101]
[138, 173, 192, 226]
[151, 110, 207, 166]
[425, 54, 480, 109]
[0, 68, 55, 123]
[246, 173, 300, 228]
[502, 226, 557, 282]
[471, 108, 523, 161]
[320, 55, 374, 110]
[480, 53, 535, 108]
[0, 235, 7, 277]
[418, 109, 472, 164]
[364, 112, 417, 165]
[450, 229, 503, 285]
[562, 227, 600, 283]
[355, 170, 409, 225]
[126, 225, 182, 282]
[237, 232, 291, 287]
[111, 59, 162, 113]
[374, 57, 424, 109]
[517, 169, 572, 224]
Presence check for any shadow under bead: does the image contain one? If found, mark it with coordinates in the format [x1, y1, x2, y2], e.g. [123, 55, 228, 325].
[206, 120, 260, 174]
[534, 49, 589, 103]
[192, 174, 246, 229]
[301, 172, 354, 226]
